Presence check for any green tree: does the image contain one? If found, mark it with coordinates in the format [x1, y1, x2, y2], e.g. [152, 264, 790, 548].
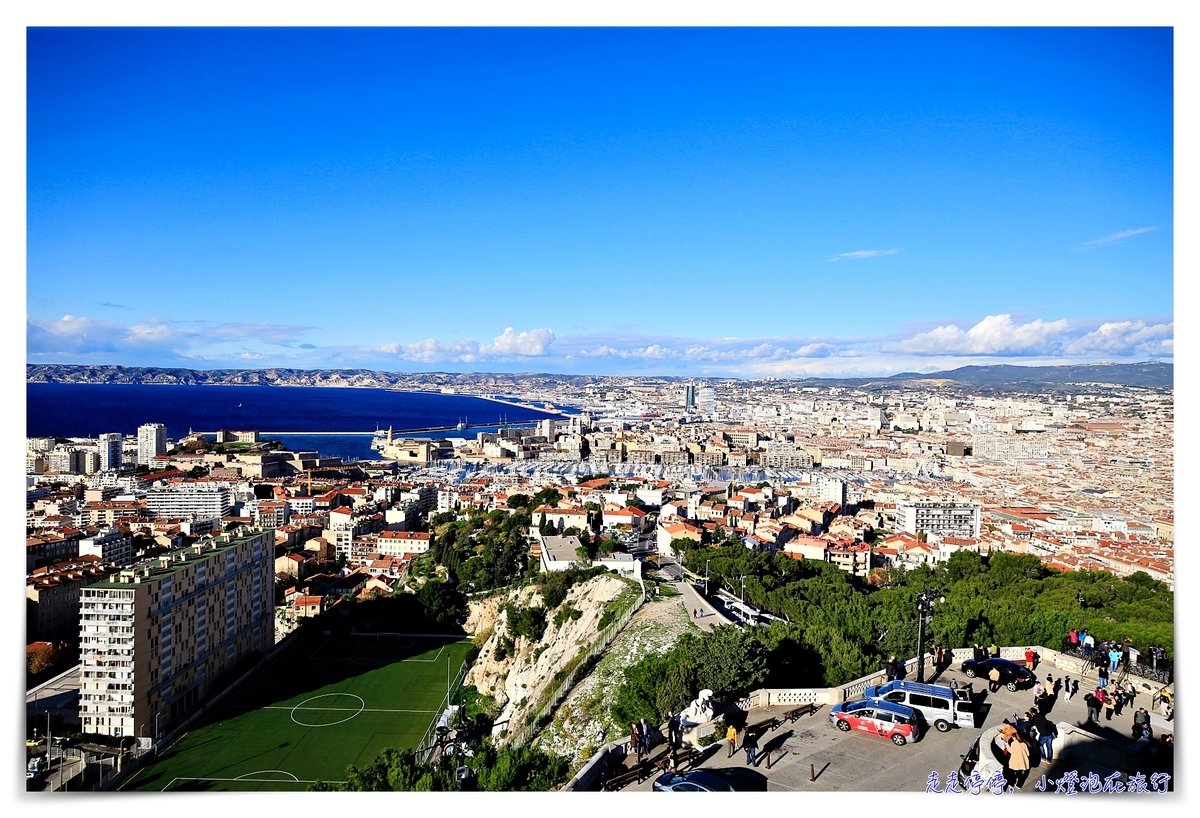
[417, 580, 465, 625]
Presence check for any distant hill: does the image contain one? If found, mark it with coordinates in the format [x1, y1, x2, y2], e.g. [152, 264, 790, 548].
[26, 360, 1172, 391]
[886, 361, 1172, 389]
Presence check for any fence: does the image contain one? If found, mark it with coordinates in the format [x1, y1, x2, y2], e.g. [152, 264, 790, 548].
[1056, 642, 1173, 685]
[505, 587, 646, 749]
[415, 657, 471, 762]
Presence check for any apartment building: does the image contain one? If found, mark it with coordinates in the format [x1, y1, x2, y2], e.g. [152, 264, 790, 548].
[972, 433, 1052, 462]
[98, 433, 123, 472]
[78, 526, 135, 566]
[78, 527, 274, 738]
[375, 530, 432, 558]
[898, 499, 982, 539]
[27, 556, 121, 641]
[144, 484, 232, 521]
[138, 423, 167, 466]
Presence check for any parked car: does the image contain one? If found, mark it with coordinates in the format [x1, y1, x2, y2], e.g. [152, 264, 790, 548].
[828, 699, 921, 745]
[960, 657, 1034, 691]
[862, 679, 976, 732]
[653, 770, 737, 792]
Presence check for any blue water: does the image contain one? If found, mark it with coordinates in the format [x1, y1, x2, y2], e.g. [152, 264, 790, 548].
[26, 383, 566, 461]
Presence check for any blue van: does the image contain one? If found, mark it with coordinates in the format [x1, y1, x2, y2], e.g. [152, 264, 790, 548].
[861, 680, 975, 732]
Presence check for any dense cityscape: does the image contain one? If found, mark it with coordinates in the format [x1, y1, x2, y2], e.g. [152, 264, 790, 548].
[25, 367, 1175, 792]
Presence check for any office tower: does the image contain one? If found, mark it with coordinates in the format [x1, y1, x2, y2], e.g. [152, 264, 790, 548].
[79, 527, 274, 738]
[685, 383, 696, 411]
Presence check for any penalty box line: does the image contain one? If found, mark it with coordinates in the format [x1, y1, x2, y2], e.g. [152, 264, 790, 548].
[264, 706, 440, 713]
[161, 776, 345, 792]
[401, 643, 446, 663]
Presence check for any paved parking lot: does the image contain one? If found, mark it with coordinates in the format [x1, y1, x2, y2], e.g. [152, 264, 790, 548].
[623, 662, 1172, 793]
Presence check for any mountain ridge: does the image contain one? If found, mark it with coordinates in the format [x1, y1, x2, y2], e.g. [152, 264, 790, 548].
[25, 361, 1172, 390]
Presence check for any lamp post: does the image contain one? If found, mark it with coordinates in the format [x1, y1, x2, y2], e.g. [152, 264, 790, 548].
[705, 559, 711, 594]
[915, 589, 940, 683]
[740, 575, 746, 605]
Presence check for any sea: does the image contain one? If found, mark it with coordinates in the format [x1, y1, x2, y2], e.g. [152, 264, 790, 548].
[26, 383, 568, 462]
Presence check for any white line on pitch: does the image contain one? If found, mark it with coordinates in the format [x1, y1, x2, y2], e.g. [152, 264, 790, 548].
[264, 700, 441, 705]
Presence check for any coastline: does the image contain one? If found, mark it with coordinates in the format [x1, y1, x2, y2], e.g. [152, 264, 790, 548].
[27, 378, 574, 415]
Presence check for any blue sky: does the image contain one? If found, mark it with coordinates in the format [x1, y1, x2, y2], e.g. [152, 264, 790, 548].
[26, 27, 1173, 377]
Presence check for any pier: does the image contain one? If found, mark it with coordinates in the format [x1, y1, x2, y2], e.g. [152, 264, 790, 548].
[193, 421, 540, 437]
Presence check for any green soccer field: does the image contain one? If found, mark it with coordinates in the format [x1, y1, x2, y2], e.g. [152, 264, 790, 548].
[119, 634, 473, 792]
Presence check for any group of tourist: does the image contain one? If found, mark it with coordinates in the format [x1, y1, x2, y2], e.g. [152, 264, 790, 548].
[969, 642, 1001, 662]
[1066, 628, 1168, 671]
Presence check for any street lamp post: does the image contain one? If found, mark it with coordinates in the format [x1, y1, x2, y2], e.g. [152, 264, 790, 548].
[705, 560, 710, 594]
[740, 575, 746, 605]
[915, 589, 939, 683]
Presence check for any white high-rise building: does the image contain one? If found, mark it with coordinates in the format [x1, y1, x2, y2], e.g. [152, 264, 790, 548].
[138, 423, 167, 466]
[98, 433, 123, 471]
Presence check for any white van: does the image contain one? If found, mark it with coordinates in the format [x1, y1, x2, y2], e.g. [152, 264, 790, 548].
[862, 680, 975, 732]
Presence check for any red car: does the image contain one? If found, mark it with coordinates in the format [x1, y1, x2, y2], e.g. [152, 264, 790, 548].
[829, 699, 922, 745]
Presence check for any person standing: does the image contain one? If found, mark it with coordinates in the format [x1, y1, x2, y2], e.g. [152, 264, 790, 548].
[885, 656, 898, 682]
[989, 666, 1003, 693]
[1108, 646, 1122, 674]
[1032, 710, 1057, 761]
[742, 729, 759, 766]
[639, 718, 651, 755]
[1063, 676, 1074, 702]
[989, 642, 1000, 659]
[726, 723, 738, 757]
[1113, 682, 1128, 717]
[630, 722, 642, 762]
[1098, 687, 1114, 721]
[1069, 628, 1078, 647]
[1025, 647, 1036, 672]
[1083, 631, 1094, 658]
[1097, 662, 1109, 690]
[1005, 735, 1031, 790]
[1123, 679, 1137, 711]
[1133, 707, 1151, 739]
[1084, 691, 1101, 723]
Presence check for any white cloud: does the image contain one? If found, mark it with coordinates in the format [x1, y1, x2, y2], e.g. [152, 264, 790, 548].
[396, 337, 481, 363]
[27, 314, 315, 356]
[1082, 226, 1160, 248]
[480, 327, 554, 356]
[829, 249, 899, 262]
[388, 327, 554, 363]
[887, 314, 1071, 355]
[1063, 320, 1173, 357]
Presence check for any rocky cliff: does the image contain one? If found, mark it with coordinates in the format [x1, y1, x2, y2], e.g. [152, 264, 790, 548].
[465, 573, 634, 744]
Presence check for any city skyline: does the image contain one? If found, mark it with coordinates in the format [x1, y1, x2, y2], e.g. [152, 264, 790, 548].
[27, 27, 1173, 377]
